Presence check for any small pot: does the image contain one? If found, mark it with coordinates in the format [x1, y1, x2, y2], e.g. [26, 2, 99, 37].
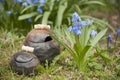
[10, 51, 39, 75]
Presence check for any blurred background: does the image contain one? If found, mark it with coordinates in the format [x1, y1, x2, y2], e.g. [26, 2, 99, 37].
[0, 0, 120, 35]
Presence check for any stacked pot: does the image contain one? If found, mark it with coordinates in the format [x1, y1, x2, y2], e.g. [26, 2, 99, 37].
[10, 24, 60, 75]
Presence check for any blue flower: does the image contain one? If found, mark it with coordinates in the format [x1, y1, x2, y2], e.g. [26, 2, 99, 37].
[68, 26, 73, 32]
[6, 11, 12, 15]
[79, 21, 88, 28]
[74, 30, 81, 35]
[73, 22, 81, 29]
[86, 19, 94, 25]
[37, 8, 43, 13]
[16, 0, 22, 3]
[68, 26, 81, 35]
[72, 26, 79, 32]
[39, 0, 46, 3]
[117, 28, 120, 35]
[39, 3, 45, 7]
[22, 2, 28, 7]
[38, 0, 46, 7]
[33, 0, 39, 4]
[28, 18, 32, 22]
[90, 30, 97, 36]
[108, 34, 112, 42]
[72, 12, 81, 23]
[68, 12, 94, 36]
[26, 0, 32, 5]
[79, 19, 94, 28]
[1, 0, 5, 3]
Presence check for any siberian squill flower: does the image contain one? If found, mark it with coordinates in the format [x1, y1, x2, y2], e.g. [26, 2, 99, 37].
[37, 7, 43, 13]
[117, 28, 120, 35]
[79, 21, 88, 28]
[79, 19, 94, 28]
[22, 2, 28, 7]
[90, 30, 97, 36]
[107, 34, 113, 53]
[28, 18, 32, 22]
[36, 0, 46, 13]
[108, 34, 112, 42]
[1, 0, 5, 3]
[6, 11, 12, 15]
[72, 12, 81, 23]
[39, 0, 46, 4]
[68, 12, 94, 36]
[86, 19, 94, 25]
[68, 12, 82, 35]
[16, 0, 22, 3]
[26, 0, 32, 5]
[33, 0, 39, 4]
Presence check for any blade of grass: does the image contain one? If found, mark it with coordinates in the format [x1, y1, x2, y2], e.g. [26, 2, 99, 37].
[18, 12, 38, 20]
[55, 0, 67, 27]
[42, 0, 54, 24]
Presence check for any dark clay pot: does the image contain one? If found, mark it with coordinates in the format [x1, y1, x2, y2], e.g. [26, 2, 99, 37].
[24, 29, 60, 63]
[10, 51, 39, 75]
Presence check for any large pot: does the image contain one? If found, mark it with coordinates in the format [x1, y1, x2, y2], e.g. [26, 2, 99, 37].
[23, 24, 60, 63]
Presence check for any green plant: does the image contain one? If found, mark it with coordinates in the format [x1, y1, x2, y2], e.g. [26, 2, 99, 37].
[0, 0, 34, 34]
[35, 51, 64, 75]
[18, 0, 105, 28]
[52, 12, 107, 71]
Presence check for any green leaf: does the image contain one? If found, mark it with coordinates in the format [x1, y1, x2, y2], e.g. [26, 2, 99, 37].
[90, 28, 107, 46]
[80, 26, 92, 48]
[50, 32, 76, 57]
[82, 1, 105, 6]
[42, 11, 50, 24]
[115, 56, 120, 63]
[94, 47, 112, 62]
[88, 62, 102, 70]
[78, 45, 91, 71]
[35, 65, 46, 73]
[52, 66, 62, 74]
[74, 42, 82, 56]
[55, 0, 68, 27]
[20, 4, 37, 14]
[42, 0, 55, 24]
[0, 3, 4, 11]
[100, 53, 111, 62]
[18, 12, 38, 20]
[64, 29, 75, 45]
[73, 4, 82, 14]
[34, 14, 42, 22]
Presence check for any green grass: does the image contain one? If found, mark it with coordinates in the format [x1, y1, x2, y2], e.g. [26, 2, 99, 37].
[0, 30, 120, 80]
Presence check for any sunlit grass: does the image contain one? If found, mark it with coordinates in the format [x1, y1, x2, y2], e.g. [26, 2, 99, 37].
[0, 30, 120, 80]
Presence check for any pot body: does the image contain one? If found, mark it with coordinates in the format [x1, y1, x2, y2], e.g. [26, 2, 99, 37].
[24, 29, 60, 63]
[10, 51, 39, 75]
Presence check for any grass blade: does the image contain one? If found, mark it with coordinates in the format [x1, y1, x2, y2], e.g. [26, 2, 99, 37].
[18, 12, 38, 20]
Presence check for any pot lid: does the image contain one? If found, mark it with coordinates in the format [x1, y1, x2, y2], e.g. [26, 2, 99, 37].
[15, 53, 33, 63]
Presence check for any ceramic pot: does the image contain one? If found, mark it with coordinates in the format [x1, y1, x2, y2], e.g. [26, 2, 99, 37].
[24, 28, 60, 63]
[10, 51, 39, 75]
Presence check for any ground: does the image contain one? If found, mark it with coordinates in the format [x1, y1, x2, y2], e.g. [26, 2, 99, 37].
[0, 29, 120, 80]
